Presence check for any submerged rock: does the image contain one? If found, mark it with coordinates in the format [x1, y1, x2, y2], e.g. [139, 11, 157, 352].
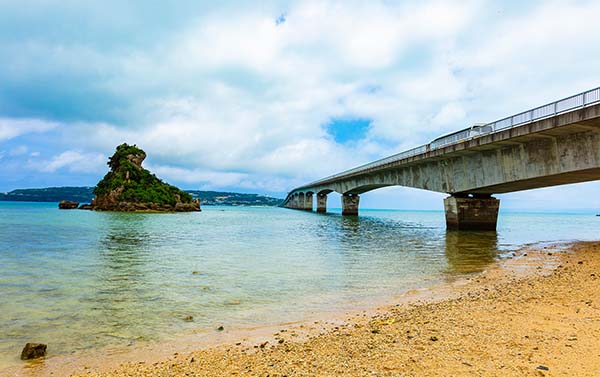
[20, 343, 47, 360]
[90, 144, 200, 212]
[58, 200, 79, 209]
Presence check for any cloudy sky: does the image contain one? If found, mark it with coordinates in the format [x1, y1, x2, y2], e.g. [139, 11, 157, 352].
[1, 0, 600, 210]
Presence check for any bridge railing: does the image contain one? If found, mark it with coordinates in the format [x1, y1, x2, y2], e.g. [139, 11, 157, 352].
[489, 88, 600, 133]
[299, 86, 600, 189]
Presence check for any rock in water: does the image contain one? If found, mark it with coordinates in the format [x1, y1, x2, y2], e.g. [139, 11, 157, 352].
[90, 143, 200, 212]
[58, 200, 79, 209]
[20, 343, 47, 360]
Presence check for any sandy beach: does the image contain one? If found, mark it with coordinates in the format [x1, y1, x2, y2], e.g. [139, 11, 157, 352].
[11, 241, 600, 376]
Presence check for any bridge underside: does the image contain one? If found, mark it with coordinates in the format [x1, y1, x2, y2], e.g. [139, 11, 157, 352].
[467, 168, 600, 194]
[284, 103, 600, 230]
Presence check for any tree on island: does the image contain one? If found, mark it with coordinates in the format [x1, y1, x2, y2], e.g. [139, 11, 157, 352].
[91, 143, 200, 212]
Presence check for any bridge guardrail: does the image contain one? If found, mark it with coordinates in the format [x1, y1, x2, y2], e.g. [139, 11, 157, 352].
[298, 86, 600, 190]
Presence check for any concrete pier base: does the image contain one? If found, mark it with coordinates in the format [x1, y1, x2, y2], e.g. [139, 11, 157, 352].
[444, 195, 500, 231]
[317, 194, 327, 213]
[303, 193, 313, 211]
[342, 193, 360, 216]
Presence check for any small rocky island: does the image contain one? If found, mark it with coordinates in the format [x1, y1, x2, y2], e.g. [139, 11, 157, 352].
[87, 143, 200, 212]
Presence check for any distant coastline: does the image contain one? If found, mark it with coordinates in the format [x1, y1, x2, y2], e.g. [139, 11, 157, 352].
[0, 187, 283, 207]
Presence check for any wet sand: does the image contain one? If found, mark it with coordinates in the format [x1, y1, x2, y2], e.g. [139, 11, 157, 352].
[14, 241, 600, 376]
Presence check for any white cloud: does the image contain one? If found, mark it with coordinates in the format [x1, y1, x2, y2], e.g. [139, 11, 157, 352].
[147, 164, 248, 187]
[60, 0, 483, 190]
[499, 181, 600, 211]
[432, 102, 467, 128]
[454, 1, 600, 119]
[3, 0, 600, 207]
[0, 118, 59, 141]
[35, 150, 105, 173]
[69, 0, 600, 195]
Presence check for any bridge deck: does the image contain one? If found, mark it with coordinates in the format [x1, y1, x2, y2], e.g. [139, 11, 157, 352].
[289, 86, 600, 195]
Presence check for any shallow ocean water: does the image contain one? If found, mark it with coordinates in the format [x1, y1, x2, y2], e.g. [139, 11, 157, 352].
[0, 202, 598, 369]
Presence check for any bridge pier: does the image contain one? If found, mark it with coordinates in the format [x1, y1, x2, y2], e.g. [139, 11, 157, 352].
[444, 195, 500, 231]
[316, 193, 327, 213]
[302, 192, 313, 211]
[342, 193, 360, 216]
[292, 193, 301, 209]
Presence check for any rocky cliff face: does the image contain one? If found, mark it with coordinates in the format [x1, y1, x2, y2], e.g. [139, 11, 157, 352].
[91, 144, 200, 212]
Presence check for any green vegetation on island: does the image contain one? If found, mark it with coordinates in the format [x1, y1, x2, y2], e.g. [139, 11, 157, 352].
[91, 143, 199, 211]
[94, 144, 193, 207]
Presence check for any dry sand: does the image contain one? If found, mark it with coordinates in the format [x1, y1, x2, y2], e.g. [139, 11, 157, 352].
[17, 242, 600, 376]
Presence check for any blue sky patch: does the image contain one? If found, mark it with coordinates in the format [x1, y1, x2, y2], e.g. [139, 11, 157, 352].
[325, 118, 371, 144]
[275, 13, 286, 25]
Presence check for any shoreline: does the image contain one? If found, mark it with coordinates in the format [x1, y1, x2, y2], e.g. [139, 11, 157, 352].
[5, 240, 591, 376]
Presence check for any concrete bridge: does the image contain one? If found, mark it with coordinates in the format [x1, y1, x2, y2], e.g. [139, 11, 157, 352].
[283, 87, 600, 230]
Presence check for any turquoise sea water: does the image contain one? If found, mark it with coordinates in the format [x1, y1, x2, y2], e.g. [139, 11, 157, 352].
[0, 202, 599, 369]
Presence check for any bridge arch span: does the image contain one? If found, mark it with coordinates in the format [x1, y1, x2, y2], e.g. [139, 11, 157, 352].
[317, 189, 333, 196]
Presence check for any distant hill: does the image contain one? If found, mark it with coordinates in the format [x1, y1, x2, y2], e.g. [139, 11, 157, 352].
[187, 191, 282, 206]
[0, 187, 96, 203]
[0, 187, 282, 206]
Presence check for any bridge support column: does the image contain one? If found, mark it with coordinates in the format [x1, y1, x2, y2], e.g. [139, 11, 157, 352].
[316, 193, 327, 213]
[291, 194, 299, 209]
[303, 193, 313, 211]
[342, 193, 360, 216]
[444, 195, 500, 231]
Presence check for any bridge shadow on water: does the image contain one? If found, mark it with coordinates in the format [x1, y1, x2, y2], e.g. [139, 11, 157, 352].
[443, 231, 499, 274]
